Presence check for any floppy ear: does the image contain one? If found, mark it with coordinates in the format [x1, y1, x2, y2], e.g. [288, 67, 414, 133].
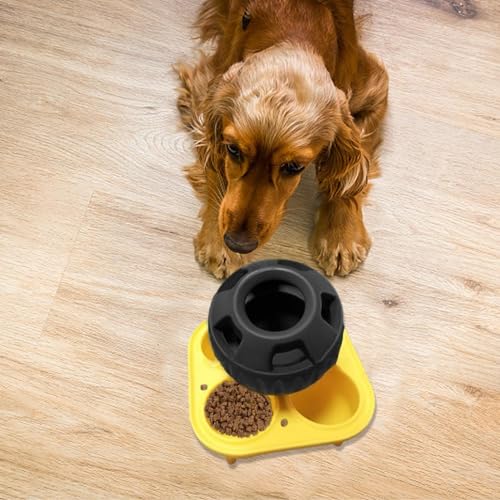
[201, 93, 225, 174]
[316, 95, 369, 199]
[198, 63, 244, 175]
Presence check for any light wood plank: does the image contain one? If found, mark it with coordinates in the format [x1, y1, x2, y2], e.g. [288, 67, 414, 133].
[1, 0, 499, 498]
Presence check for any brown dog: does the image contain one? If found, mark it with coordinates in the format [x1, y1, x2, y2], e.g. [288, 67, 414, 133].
[176, 0, 388, 278]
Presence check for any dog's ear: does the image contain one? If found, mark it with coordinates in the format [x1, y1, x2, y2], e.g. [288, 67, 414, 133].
[202, 94, 225, 174]
[199, 63, 243, 175]
[316, 95, 369, 198]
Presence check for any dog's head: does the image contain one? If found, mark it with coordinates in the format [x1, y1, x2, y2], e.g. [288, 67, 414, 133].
[203, 44, 368, 254]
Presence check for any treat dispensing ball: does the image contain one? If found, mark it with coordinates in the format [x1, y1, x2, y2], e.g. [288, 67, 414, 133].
[208, 260, 344, 394]
[188, 259, 375, 462]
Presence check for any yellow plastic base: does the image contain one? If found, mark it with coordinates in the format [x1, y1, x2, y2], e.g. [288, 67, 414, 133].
[188, 321, 375, 461]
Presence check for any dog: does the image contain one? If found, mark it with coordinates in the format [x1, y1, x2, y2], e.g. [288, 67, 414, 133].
[176, 0, 388, 279]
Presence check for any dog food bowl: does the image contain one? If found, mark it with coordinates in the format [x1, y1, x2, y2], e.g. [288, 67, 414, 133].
[208, 260, 344, 394]
[188, 260, 375, 462]
[188, 322, 375, 462]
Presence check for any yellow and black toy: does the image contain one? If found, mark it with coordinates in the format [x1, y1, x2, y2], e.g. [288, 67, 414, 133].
[188, 260, 375, 462]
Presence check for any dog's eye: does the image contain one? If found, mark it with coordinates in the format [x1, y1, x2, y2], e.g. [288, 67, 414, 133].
[280, 162, 305, 175]
[242, 11, 251, 30]
[226, 144, 243, 161]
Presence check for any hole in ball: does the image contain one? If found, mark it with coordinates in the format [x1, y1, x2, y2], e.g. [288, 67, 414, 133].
[245, 280, 305, 332]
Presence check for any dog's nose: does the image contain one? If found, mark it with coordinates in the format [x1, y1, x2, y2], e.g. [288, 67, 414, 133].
[224, 231, 258, 254]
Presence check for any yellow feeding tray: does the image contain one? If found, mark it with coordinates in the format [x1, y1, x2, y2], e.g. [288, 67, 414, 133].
[188, 321, 375, 462]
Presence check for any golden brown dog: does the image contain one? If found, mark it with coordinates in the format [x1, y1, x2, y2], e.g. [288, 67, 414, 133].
[176, 0, 388, 278]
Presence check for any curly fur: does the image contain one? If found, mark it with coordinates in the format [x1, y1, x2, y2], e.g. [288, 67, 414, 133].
[175, 0, 388, 278]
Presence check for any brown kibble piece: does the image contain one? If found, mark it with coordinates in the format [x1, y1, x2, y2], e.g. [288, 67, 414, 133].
[204, 381, 273, 438]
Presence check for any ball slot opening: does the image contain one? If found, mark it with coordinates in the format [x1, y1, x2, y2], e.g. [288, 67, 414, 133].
[244, 280, 305, 332]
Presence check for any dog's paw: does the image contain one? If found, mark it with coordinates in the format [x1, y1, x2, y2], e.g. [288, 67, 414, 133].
[194, 231, 249, 279]
[313, 228, 371, 277]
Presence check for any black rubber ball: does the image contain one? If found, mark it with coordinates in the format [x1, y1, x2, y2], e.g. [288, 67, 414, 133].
[208, 260, 344, 395]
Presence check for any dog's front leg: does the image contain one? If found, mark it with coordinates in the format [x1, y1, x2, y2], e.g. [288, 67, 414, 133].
[312, 194, 371, 277]
[194, 168, 248, 279]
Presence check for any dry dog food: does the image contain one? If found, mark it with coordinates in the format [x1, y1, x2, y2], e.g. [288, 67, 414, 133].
[205, 381, 272, 437]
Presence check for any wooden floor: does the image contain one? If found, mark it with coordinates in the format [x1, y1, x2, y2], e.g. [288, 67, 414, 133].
[1, 0, 499, 498]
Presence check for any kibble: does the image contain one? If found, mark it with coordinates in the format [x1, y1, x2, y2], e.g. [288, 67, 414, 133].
[205, 381, 273, 438]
